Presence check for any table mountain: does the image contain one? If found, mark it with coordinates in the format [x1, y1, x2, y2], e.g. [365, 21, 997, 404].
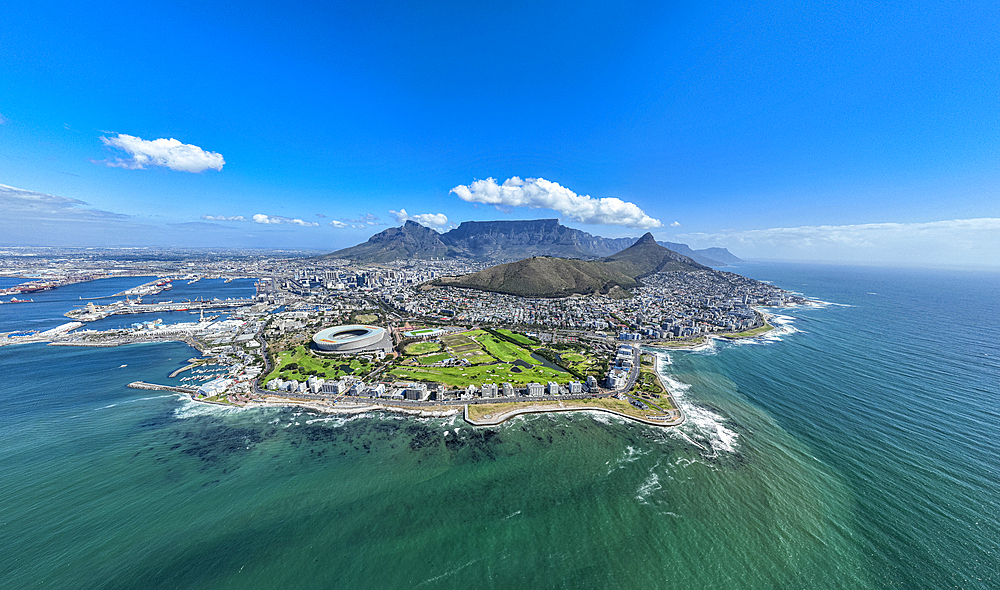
[323, 218, 742, 266]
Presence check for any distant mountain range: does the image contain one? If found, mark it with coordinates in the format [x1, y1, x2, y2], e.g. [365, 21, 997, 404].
[430, 232, 709, 298]
[324, 219, 742, 266]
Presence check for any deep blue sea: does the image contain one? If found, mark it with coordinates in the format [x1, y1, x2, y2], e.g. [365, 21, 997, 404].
[0, 265, 997, 588]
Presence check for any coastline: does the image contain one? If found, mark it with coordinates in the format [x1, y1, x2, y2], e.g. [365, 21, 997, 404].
[463, 353, 685, 428]
[642, 306, 788, 351]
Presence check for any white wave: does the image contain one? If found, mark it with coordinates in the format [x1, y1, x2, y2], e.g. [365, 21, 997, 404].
[503, 510, 521, 520]
[807, 299, 853, 308]
[658, 373, 691, 393]
[584, 410, 628, 425]
[681, 403, 739, 454]
[416, 558, 482, 587]
[608, 444, 651, 474]
[656, 365, 739, 454]
[621, 445, 648, 463]
[173, 396, 241, 419]
[304, 414, 364, 427]
[687, 339, 718, 354]
[714, 424, 737, 453]
[636, 464, 662, 503]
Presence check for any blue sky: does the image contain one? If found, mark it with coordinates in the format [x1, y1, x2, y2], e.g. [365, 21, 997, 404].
[1, 0, 998, 267]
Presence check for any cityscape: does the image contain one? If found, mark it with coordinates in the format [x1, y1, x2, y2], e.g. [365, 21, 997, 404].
[0, 242, 803, 427]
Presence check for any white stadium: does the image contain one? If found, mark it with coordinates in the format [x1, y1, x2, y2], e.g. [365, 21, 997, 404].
[312, 324, 392, 353]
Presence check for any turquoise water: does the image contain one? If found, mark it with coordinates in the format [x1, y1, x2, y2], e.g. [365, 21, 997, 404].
[0, 265, 997, 588]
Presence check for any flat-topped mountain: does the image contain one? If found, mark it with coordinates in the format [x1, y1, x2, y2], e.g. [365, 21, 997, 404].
[442, 219, 636, 260]
[324, 218, 637, 262]
[323, 218, 742, 265]
[431, 232, 706, 298]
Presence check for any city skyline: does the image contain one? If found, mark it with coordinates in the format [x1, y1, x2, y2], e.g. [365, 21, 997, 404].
[2, 0, 998, 268]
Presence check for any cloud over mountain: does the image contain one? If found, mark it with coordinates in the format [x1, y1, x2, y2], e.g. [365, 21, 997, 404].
[98, 134, 225, 172]
[451, 177, 662, 229]
[389, 209, 449, 228]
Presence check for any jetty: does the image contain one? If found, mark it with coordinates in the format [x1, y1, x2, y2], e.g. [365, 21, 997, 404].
[127, 381, 197, 394]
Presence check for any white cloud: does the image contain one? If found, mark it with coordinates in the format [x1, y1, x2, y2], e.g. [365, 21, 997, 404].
[328, 220, 349, 228]
[450, 177, 662, 229]
[0, 183, 129, 221]
[98, 134, 225, 173]
[389, 208, 449, 228]
[342, 213, 384, 225]
[670, 221, 682, 227]
[201, 214, 246, 222]
[252, 214, 319, 227]
[677, 218, 1000, 267]
[169, 221, 235, 231]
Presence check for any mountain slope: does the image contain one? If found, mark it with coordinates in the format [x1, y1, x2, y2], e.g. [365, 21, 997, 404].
[433, 256, 639, 298]
[696, 247, 743, 264]
[432, 232, 707, 297]
[326, 221, 461, 262]
[604, 233, 709, 278]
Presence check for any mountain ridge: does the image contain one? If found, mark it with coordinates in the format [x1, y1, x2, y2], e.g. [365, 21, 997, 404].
[322, 218, 742, 265]
[430, 232, 708, 298]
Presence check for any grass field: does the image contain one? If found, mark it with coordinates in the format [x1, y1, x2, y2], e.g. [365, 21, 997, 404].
[264, 345, 369, 383]
[416, 352, 451, 365]
[474, 332, 538, 364]
[388, 328, 599, 388]
[647, 336, 709, 348]
[496, 328, 537, 346]
[389, 363, 570, 388]
[441, 333, 475, 347]
[725, 323, 774, 338]
[436, 329, 502, 365]
[559, 351, 603, 376]
[630, 368, 674, 410]
[354, 314, 378, 323]
[404, 341, 442, 355]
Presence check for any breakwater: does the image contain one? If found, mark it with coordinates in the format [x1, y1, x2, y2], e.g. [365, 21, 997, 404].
[127, 381, 197, 394]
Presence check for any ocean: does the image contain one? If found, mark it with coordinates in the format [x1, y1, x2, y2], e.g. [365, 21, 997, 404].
[0, 265, 997, 589]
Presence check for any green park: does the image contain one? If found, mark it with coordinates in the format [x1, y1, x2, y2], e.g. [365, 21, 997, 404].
[390, 328, 605, 388]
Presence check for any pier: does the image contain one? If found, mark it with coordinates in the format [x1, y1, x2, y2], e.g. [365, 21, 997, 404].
[66, 297, 257, 321]
[127, 381, 198, 394]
